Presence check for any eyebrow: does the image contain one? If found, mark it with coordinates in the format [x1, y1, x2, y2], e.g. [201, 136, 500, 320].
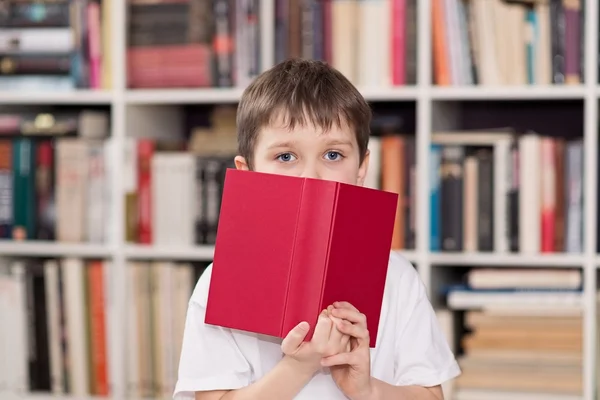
[324, 139, 354, 147]
[266, 138, 354, 150]
[267, 141, 296, 150]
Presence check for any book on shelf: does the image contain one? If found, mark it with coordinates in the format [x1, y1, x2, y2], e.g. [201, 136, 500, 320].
[274, 0, 417, 86]
[429, 130, 583, 254]
[127, 0, 260, 88]
[0, 110, 111, 244]
[124, 106, 239, 247]
[362, 112, 416, 251]
[205, 169, 398, 347]
[0, 0, 112, 90]
[0, 257, 109, 396]
[440, 267, 584, 399]
[0, 256, 207, 399]
[125, 260, 207, 399]
[432, 0, 584, 86]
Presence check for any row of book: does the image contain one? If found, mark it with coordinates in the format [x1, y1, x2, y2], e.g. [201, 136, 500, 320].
[0, 257, 109, 396]
[125, 137, 235, 246]
[430, 131, 584, 254]
[125, 260, 207, 398]
[364, 129, 584, 254]
[124, 105, 238, 246]
[0, 127, 589, 255]
[0, 0, 111, 90]
[127, 0, 261, 88]
[433, 0, 584, 87]
[2, 256, 594, 399]
[439, 267, 584, 399]
[0, 256, 208, 398]
[364, 134, 416, 250]
[273, 0, 417, 86]
[0, 135, 111, 243]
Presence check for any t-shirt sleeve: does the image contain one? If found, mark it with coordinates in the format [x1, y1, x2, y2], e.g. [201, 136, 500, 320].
[392, 257, 461, 387]
[173, 268, 253, 399]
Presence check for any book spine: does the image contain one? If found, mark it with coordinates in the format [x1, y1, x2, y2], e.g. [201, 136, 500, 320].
[476, 149, 493, 251]
[35, 140, 55, 240]
[281, 180, 338, 339]
[430, 144, 442, 251]
[440, 145, 464, 251]
[0, 139, 13, 238]
[137, 140, 154, 244]
[12, 137, 36, 240]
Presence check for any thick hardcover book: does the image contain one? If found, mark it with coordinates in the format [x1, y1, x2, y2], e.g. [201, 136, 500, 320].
[205, 169, 398, 347]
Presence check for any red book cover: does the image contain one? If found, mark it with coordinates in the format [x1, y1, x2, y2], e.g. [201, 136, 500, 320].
[205, 169, 398, 347]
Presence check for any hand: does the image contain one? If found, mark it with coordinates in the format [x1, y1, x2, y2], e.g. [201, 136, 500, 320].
[321, 302, 374, 400]
[281, 309, 351, 376]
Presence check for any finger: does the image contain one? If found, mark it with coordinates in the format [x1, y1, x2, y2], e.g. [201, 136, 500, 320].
[281, 321, 309, 354]
[311, 310, 333, 346]
[328, 315, 348, 349]
[320, 351, 355, 367]
[333, 301, 359, 312]
[331, 307, 367, 326]
[334, 318, 370, 342]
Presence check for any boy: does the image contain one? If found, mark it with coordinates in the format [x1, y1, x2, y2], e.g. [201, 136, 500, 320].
[174, 59, 461, 400]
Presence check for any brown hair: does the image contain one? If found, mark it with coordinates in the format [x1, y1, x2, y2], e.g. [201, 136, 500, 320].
[236, 58, 372, 169]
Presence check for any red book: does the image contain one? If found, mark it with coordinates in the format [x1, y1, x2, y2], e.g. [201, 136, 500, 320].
[205, 169, 398, 347]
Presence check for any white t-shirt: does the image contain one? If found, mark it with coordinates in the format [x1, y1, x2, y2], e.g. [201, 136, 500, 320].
[174, 252, 461, 399]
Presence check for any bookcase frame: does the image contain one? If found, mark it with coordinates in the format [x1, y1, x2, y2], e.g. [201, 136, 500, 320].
[0, 0, 598, 399]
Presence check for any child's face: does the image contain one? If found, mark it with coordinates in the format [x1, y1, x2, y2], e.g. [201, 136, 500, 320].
[234, 114, 369, 186]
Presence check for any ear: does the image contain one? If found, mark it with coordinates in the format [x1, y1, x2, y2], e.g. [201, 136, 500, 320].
[234, 155, 250, 171]
[356, 149, 370, 187]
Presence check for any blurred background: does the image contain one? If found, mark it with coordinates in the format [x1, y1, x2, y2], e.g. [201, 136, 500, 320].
[0, 0, 596, 399]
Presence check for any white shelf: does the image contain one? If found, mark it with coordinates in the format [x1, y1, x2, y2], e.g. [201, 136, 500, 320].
[124, 244, 215, 261]
[0, 90, 114, 105]
[0, 241, 113, 258]
[124, 88, 245, 104]
[429, 252, 585, 267]
[123, 86, 423, 105]
[430, 85, 588, 100]
[358, 86, 420, 101]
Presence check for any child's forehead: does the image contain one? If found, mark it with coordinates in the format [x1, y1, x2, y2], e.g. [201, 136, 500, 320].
[266, 108, 353, 135]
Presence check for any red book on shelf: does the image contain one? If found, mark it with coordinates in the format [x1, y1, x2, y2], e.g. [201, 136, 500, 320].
[204, 169, 398, 347]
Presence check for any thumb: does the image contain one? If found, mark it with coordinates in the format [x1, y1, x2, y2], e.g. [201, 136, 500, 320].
[281, 321, 309, 355]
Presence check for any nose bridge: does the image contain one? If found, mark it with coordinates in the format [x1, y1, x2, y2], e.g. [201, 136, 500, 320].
[301, 159, 321, 179]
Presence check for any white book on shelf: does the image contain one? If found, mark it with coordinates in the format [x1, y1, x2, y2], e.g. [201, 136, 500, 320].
[56, 140, 89, 243]
[158, 262, 175, 398]
[7, 262, 28, 394]
[87, 141, 106, 243]
[447, 290, 583, 310]
[365, 136, 381, 189]
[126, 263, 140, 398]
[43, 260, 64, 394]
[518, 133, 541, 253]
[357, 0, 385, 87]
[0, 263, 10, 393]
[493, 137, 511, 253]
[152, 154, 195, 246]
[565, 140, 583, 253]
[62, 257, 89, 395]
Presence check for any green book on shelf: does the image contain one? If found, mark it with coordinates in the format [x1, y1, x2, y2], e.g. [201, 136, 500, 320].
[12, 138, 36, 240]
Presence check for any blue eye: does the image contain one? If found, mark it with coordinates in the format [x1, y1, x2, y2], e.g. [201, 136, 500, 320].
[325, 151, 342, 161]
[276, 153, 296, 162]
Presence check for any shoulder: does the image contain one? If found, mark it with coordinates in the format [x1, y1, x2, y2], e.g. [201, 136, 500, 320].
[189, 263, 215, 308]
[384, 251, 425, 305]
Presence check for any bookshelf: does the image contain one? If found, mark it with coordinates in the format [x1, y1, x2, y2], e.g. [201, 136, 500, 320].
[0, 0, 598, 400]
